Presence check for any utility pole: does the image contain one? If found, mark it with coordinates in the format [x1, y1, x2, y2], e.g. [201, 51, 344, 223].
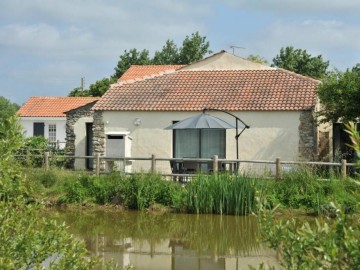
[81, 77, 85, 91]
[230, 45, 245, 55]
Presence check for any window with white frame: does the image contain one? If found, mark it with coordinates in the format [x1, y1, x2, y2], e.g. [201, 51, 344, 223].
[48, 124, 56, 144]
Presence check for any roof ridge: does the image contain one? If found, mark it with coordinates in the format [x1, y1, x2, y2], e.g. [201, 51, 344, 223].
[130, 64, 185, 67]
[117, 69, 177, 85]
[28, 96, 99, 99]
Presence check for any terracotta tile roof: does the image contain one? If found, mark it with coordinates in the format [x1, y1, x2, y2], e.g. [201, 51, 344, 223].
[119, 65, 185, 81]
[18, 97, 99, 117]
[93, 69, 319, 112]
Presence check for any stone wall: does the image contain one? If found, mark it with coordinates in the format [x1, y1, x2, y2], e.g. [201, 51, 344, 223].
[65, 103, 95, 169]
[298, 111, 317, 161]
[92, 110, 106, 171]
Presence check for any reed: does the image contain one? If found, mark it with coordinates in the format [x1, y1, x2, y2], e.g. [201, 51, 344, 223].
[186, 173, 259, 215]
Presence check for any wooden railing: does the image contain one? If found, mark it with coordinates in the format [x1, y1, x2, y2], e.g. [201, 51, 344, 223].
[27, 152, 358, 179]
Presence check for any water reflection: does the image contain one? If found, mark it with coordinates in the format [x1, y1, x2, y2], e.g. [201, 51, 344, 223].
[48, 209, 279, 269]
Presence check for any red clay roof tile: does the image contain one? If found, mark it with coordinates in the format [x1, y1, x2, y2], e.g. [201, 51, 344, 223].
[18, 97, 99, 117]
[93, 70, 319, 112]
[119, 65, 185, 81]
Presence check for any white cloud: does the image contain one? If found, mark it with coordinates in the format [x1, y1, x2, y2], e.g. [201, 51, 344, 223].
[249, 19, 360, 69]
[0, 23, 92, 51]
[223, 0, 360, 14]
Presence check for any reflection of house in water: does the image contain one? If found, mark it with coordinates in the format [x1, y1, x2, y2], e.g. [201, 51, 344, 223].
[85, 235, 279, 270]
[169, 239, 225, 270]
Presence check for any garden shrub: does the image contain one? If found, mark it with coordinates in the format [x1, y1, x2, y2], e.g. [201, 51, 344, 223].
[17, 136, 48, 167]
[260, 207, 360, 269]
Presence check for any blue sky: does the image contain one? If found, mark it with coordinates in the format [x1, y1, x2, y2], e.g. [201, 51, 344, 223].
[1, 0, 360, 105]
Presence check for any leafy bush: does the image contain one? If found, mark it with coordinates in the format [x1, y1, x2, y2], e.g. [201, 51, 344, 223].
[0, 201, 99, 269]
[260, 206, 360, 269]
[17, 136, 48, 167]
[0, 115, 119, 269]
[38, 170, 59, 188]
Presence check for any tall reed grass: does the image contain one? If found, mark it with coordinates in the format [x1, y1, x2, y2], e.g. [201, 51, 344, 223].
[186, 173, 259, 215]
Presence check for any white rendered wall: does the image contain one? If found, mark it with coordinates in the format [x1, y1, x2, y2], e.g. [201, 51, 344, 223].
[20, 117, 66, 148]
[102, 111, 302, 174]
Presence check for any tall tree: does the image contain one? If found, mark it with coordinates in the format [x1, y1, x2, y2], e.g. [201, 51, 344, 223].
[153, 40, 180, 64]
[272, 46, 329, 79]
[113, 48, 151, 79]
[178, 32, 212, 64]
[317, 64, 360, 123]
[0, 96, 20, 121]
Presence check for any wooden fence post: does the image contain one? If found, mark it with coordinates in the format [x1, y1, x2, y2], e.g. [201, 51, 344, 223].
[151, 154, 156, 173]
[341, 159, 347, 179]
[44, 152, 49, 171]
[95, 153, 100, 176]
[275, 158, 282, 179]
[212, 155, 218, 173]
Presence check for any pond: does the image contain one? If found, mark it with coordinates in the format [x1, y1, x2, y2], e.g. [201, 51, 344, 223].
[48, 209, 280, 270]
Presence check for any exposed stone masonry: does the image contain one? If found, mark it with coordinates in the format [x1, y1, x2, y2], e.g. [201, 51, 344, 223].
[92, 111, 106, 171]
[298, 111, 317, 161]
[65, 102, 96, 169]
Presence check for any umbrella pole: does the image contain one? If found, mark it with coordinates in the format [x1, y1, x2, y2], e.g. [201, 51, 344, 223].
[236, 120, 239, 160]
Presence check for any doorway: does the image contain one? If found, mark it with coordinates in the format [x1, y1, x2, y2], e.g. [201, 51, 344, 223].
[86, 123, 93, 170]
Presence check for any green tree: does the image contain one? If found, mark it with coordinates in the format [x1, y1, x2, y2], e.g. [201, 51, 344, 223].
[113, 48, 151, 79]
[69, 32, 212, 97]
[68, 87, 90, 97]
[317, 65, 360, 123]
[153, 39, 180, 64]
[247, 54, 268, 65]
[0, 96, 20, 121]
[88, 77, 117, 96]
[178, 32, 212, 64]
[271, 46, 329, 79]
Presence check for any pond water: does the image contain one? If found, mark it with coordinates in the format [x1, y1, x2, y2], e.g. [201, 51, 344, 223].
[47, 209, 280, 270]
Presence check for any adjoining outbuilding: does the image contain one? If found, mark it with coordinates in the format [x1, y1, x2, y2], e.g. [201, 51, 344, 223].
[17, 96, 99, 149]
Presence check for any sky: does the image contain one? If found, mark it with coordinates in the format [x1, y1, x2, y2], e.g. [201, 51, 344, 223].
[1, 0, 360, 105]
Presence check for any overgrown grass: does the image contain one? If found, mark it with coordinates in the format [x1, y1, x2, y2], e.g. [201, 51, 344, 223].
[26, 166, 360, 216]
[27, 169, 187, 211]
[263, 167, 360, 215]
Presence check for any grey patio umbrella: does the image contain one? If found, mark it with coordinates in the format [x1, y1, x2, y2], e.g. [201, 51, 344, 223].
[165, 113, 237, 130]
[165, 109, 250, 159]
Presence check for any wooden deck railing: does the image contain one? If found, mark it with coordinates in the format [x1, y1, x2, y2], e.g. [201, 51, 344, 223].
[15, 152, 358, 179]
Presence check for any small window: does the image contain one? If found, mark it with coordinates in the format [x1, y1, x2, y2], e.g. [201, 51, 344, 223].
[48, 124, 56, 144]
